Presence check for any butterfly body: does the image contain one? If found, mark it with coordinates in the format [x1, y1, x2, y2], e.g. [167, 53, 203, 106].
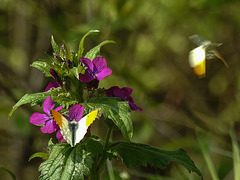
[51, 109, 99, 147]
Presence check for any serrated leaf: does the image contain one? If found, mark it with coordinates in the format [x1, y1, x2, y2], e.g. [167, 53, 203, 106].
[109, 142, 202, 178]
[31, 61, 51, 77]
[84, 136, 104, 157]
[9, 89, 78, 118]
[84, 40, 116, 60]
[9, 91, 53, 118]
[0, 166, 16, 180]
[77, 30, 100, 60]
[51, 35, 60, 55]
[81, 97, 132, 142]
[29, 152, 49, 161]
[39, 142, 93, 180]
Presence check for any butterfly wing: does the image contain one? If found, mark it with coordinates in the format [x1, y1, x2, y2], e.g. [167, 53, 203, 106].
[207, 49, 229, 68]
[189, 35, 207, 46]
[74, 109, 100, 146]
[51, 109, 73, 146]
[189, 45, 206, 77]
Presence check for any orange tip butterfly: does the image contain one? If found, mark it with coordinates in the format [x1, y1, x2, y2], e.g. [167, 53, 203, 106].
[51, 109, 99, 147]
[189, 35, 228, 77]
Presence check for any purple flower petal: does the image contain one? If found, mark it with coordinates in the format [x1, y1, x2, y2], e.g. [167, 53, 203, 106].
[49, 69, 63, 87]
[106, 86, 127, 100]
[106, 86, 143, 111]
[29, 113, 49, 125]
[80, 58, 94, 72]
[49, 68, 59, 79]
[54, 106, 63, 112]
[79, 72, 94, 82]
[45, 82, 60, 92]
[105, 86, 118, 97]
[96, 67, 112, 81]
[128, 96, 143, 111]
[40, 119, 57, 133]
[93, 57, 108, 72]
[129, 101, 143, 111]
[56, 130, 66, 142]
[43, 96, 55, 115]
[121, 87, 133, 97]
[69, 104, 84, 122]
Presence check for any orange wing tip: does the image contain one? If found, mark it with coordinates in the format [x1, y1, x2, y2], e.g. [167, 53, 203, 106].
[51, 109, 64, 128]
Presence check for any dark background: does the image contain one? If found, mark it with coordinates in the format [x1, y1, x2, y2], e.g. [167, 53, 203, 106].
[1, 0, 240, 179]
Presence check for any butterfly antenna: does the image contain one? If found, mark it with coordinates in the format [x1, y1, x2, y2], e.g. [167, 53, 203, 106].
[213, 50, 229, 68]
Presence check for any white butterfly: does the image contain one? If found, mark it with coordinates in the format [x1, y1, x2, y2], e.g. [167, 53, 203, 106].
[51, 109, 99, 147]
[189, 35, 228, 77]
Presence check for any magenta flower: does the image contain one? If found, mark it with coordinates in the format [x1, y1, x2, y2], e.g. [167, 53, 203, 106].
[68, 104, 84, 122]
[29, 96, 63, 137]
[49, 68, 63, 87]
[79, 57, 112, 82]
[67, 104, 91, 136]
[45, 82, 60, 91]
[106, 86, 143, 111]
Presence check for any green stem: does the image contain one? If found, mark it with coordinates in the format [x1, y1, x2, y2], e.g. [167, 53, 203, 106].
[89, 128, 113, 179]
[97, 127, 113, 173]
[104, 127, 112, 149]
[197, 132, 219, 180]
[89, 158, 100, 180]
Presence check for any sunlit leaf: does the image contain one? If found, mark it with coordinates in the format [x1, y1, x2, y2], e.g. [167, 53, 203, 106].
[81, 97, 133, 142]
[84, 40, 116, 60]
[29, 152, 49, 161]
[77, 29, 100, 60]
[51, 35, 60, 55]
[31, 61, 51, 77]
[39, 143, 91, 180]
[38, 137, 103, 180]
[9, 88, 77, 118]
[70, 66, 85, 80]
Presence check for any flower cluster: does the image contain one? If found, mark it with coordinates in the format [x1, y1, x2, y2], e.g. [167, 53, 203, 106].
[29, 38, 142, 142]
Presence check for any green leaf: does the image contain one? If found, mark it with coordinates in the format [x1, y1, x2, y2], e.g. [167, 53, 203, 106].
[9, 91, 53, 118]
[77, 29, 100, 60]
[29, 152, 49, 161]
[31, 61, 51, 77]
[0, 166, 16, 180]
[109, 142, 202, 178]
[81, 97, 133, 142]
[70, 66, 85, 80]
[51, 35, 60, 55]
[9, 89, 78, 118]
[84, 40, 116, 60]
[39, 143, 93, 180]
[84, 136, 104, 157]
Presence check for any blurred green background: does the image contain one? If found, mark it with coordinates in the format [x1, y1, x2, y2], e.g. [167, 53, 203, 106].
[1, 0, 240, 179]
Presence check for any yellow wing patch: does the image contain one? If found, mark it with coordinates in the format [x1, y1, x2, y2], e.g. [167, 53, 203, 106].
[193, 59, 206, 77]
[86, 110, 99, 127]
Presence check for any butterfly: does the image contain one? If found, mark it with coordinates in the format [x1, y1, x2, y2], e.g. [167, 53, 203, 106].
[189, 35, 228, 77]
[51, 109, 99, 147]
